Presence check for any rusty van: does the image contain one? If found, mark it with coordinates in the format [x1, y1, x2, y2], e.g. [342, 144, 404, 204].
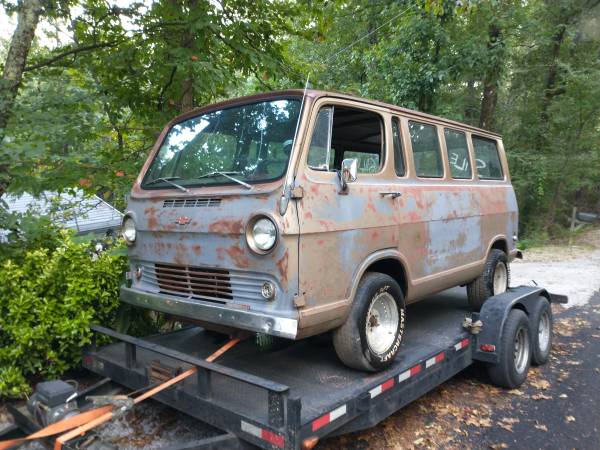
[120, 90, 520, 371]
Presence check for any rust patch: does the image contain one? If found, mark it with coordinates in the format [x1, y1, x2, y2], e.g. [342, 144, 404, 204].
[192, 244, 202, 256]
[209, 219, 244, 235]
[145, 207, 158, 230]
[173, 243, 188, 265]
[276, 251, 289, 284]
[222, 244, 250, 268]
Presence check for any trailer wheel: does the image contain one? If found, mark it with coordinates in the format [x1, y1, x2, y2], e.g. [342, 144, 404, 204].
[487, 309, 532, 388]
[530, 297, 553, 365]
[467, 249, 509, 311]
[333, 272, 406, 372]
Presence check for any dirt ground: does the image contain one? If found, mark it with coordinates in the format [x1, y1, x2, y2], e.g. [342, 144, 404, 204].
[2, 226, 600, 450]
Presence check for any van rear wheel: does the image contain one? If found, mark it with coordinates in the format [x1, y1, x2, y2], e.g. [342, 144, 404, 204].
[467, 249, 509, 311]
[333, 272, 406, 372]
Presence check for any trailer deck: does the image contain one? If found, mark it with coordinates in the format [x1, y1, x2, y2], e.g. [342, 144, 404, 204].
[83, 288, 475, 449]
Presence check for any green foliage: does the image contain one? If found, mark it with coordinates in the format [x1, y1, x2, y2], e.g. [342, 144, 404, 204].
[0, 209, 64, 262]
[0, 231, 127, 398]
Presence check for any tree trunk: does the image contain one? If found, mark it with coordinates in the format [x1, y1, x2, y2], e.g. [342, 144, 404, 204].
[0, 0, 43, 196]
[180, 0, 197, 113]
[0, 0, 43, 139]
[464, 79, 478, 125]
[539, 25, 566, 124]
[479, 24, 502, 130]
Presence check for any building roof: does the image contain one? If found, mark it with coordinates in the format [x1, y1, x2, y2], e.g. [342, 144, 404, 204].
[1, 190, 123, 235]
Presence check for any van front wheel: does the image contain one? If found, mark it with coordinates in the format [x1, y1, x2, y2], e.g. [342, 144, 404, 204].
[467, 249, 509, 311]
[333, 273, 406, 371]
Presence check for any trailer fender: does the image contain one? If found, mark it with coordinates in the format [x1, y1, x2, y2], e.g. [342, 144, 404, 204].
[472, 285, 566, 364]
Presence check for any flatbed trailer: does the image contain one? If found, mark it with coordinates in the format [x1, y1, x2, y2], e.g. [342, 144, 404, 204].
[0, 286, 567, 450]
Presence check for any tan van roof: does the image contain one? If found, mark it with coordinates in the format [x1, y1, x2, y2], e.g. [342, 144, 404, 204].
[174, 89, 501, 139]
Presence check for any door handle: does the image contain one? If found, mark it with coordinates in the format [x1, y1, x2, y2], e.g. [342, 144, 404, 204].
[380, 192, 402, 199]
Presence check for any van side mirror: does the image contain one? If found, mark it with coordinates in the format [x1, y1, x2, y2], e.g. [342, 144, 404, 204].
[339, 158, 358, 193]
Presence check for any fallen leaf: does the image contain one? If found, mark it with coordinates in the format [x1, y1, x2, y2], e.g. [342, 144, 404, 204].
[530, 379, 551, 390]
[489, 444, 508, 450]
[566, 415, 576, 423]
[532, 393, 552, 400]
[508, 389, 524, 396]
[534, 423, 548, 432]
[559, 394, 568, 398]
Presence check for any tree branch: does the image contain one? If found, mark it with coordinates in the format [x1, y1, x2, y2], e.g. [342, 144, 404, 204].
[23, 40, 121, 71]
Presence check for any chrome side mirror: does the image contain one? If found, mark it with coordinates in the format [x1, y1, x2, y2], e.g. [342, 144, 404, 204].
[339, 158, 358, 193]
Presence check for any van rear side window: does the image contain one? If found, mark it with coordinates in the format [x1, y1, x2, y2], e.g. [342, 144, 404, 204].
[409, 121, 443, 178]
[444, 129, 472, 179]
[472, 136, 503, 180]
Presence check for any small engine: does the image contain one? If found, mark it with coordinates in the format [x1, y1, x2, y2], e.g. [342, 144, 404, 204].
[27, 380, 80, 427]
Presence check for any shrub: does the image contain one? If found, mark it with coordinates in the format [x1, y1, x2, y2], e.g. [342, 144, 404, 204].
[0, 231, 128, 398]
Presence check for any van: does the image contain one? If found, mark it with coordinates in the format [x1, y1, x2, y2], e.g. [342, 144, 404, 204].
[120, 90, 520, 371]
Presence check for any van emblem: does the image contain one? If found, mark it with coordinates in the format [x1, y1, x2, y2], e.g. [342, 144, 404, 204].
[175, 216, 192, 226]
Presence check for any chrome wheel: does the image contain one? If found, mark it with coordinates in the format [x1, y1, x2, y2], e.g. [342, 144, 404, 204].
[514, 326, 530, 374]
[365, 292, 399, 355]
[538, 310, 551, 354]
[493, 261, 508, 295]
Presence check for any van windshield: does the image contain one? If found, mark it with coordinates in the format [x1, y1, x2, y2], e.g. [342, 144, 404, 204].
[142, 98, 301, 189]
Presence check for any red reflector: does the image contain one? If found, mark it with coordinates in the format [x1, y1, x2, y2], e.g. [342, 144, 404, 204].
[381, 378, 395, 392]
[83, 355, 93, 365]
[410, 364, 421, 376]
[261, 429, 285, 448]
[312, 413, 330, 432]
[480, 344, 496, 352]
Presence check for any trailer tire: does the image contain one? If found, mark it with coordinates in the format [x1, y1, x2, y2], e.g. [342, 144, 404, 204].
[467, 249, 509, 311]
[530, 297, 553, 365]
[487, 309, 532, 389]
[333, 272, 406, 372]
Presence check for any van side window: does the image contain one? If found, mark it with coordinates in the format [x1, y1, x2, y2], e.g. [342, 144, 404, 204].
[444, 129, 472, 179]
[307, 106, 383, 174]
[472, 136, 503, 180]
[307, 107, 334, 170]
[392, 117, 405, 176]
[408, 121, 443, 178]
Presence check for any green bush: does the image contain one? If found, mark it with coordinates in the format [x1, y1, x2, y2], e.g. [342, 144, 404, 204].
[0, 231, 127, 398]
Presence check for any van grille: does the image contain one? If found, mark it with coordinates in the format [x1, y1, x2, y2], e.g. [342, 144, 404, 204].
[155, 263, 233, 300]
[163, 198, 221, 208]
[137, 262, 270, 304]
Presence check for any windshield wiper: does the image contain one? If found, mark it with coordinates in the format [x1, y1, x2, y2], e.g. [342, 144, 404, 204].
[196, 171, 252, 190]
[145, 177, 190, 193]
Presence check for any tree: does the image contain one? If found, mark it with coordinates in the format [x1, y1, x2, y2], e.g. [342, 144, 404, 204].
[0, 0, 43, 195]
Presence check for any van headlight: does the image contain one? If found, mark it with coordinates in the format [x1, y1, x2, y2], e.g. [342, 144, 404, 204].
[247, 216, 277, 253]
[122, 216, 137, 245]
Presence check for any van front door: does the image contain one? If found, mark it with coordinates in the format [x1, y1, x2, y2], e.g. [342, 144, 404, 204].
[294, 102, 399, 336]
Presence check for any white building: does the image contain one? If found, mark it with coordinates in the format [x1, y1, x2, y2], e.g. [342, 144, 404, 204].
[1, 190, 123, 242]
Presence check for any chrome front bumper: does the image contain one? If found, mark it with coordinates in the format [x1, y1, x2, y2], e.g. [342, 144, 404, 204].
[120, 286, 299, 339]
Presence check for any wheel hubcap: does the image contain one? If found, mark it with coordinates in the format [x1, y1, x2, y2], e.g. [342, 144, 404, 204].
[365, 292, 399, 354]
[538, 311, 551, 354]
[493, 261, 508, 295]
[514, 326, 530, 374]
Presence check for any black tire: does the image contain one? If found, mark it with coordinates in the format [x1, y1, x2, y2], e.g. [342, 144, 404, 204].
[333, 272, 406, 372]
[487, 309, 532, 389]
[467, 249, 510, 311]
[530, 297, 553, 365]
